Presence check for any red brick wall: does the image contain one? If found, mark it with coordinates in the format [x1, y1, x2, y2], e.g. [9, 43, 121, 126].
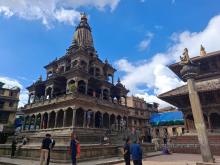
[170, 135, 220, 155]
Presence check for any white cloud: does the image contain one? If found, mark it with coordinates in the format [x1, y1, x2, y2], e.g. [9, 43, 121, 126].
[116, 14, 220, 108]
[0, 0, 120, 28]
[138, 32, 154, 51]
[0, 76, 28, 107]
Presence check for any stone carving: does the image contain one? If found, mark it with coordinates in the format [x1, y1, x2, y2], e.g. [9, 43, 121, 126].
[200, 45, 206, 56]
[180, 48, 191, 65]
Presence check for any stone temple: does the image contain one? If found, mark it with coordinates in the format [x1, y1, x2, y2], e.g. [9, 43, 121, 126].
[0, 14, 156, 162]
[158, 47, 220, 155]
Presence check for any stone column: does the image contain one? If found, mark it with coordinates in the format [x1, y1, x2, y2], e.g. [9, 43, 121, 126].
[54, 112, 58, 128]
[83, 111, 87, 127]
[47, 113, 50, 129]
[40, 115, 43, 129]
[72, 110, 76, 127]
[63, 110, 67, 127]
[93, 113, 96, 128]
[180, 59, 214, 163]
[34, 116, 37, 130]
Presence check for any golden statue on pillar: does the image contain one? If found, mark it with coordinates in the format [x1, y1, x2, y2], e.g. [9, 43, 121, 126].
[200, 44, 206, 56]
[180, 48, 191, 65]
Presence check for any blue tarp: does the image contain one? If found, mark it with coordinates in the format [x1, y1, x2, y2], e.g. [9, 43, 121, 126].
[150, 111, 184, 126]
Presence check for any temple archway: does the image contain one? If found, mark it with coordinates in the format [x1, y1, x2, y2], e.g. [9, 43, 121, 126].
[95, 111, 102, 128]
[110, 114, 116, 130]
[29, 115, 35, 130]
[49, 111, 56, 128]
[57, 110, 64, 127]
[123, 116, 127, 128]
[46, 87, 52, 99]
[117, 115, 122, 130]
[78, 80, 86, 94]
[75, 108, 84, 127]
[65, 108, 73, 127]
[210, 113, 220, 129]
[103, 89, 109, 100]
[42, 113, 48, 129]
[103, 113, 109, 129]
[86, 110, 93, 128]
[36, 114, 41, 129]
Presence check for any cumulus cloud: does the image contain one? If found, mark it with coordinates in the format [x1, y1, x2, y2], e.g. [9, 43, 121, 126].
[138, 32, 154, 51]
[116, 14, 220, 108]
[0, 76, 28, 107]
[0, 0, 120, 28]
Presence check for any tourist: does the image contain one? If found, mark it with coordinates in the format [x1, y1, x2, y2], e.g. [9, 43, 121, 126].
[40, 134, 52, 165]
[123, 138, 131, 165]
[69, 132, 80, 165]
[47, 137, 55, 165]
[130, 140, 142, 165]
[11, 137, 17, 158]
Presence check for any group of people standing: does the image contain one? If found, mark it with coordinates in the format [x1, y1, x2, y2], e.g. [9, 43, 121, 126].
[123, 138, 143, 165]
[40, 132, 80, 165]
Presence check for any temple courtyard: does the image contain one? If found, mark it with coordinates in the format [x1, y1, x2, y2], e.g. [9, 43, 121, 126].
[1, 153, 220, 165]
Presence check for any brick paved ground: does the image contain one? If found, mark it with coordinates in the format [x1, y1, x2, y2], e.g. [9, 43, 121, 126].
[1, 153, 220, 165]
[116, 153, 220, 165]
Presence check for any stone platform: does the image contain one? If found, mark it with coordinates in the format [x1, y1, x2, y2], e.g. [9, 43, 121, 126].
[170, 134, 220, 156]
[0, 127, 155, 162]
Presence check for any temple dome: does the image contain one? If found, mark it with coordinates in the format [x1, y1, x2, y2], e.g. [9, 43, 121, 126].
[73, 13, 94, 48]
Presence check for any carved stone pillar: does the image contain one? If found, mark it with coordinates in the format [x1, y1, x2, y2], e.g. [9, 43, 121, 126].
[63, 110, 67, 127]
[72, 109, 76, 127]
[180, 60, 214, 163]
[54, 112, 58, 128]
[34, 116, 37, 130]
[47, 113, 50, 129]
[83, 111, 87, 127]
[40, 114, 43, 129]
[93, 113, 96, 128]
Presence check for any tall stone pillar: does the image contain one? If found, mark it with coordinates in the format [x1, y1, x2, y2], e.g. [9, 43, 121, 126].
[54, 112, 58, 128]
[40, 115, 43, 129]
[180, 51, 214, 163]
[63, 110, 67, 127]
[83, 111, 87, 127]
[72, 110, 76, 127]
[47, 114, 50, 129]
[93, 113, 96, 128]
[34, 116, 37, 130]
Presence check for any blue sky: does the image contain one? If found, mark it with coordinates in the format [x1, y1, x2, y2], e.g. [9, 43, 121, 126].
[0, 0, 220, 107]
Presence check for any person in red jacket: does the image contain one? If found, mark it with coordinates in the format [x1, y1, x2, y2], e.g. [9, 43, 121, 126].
[69, 132, 80, 165]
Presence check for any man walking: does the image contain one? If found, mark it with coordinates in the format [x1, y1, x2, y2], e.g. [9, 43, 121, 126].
[123, 138, 131, 165]
[130, 140, 142, 165]
[40, 134, 52, 165]
[47, 137, 55, 165]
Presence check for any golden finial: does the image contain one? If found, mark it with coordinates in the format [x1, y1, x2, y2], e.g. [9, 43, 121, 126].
[80, 12, 87, 20]
[200, 44, 206, 56]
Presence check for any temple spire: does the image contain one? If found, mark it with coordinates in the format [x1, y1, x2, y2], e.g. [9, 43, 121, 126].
[72, 13, 94, 49]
